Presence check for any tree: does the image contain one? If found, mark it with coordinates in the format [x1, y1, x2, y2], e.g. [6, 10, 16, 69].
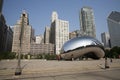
[0, 52, 16, 60]
[109, 46, 120, 58]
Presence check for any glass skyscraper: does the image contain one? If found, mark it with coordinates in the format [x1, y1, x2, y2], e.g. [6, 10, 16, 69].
[107, 11, 120, 47]
[80, 6, 96, 38]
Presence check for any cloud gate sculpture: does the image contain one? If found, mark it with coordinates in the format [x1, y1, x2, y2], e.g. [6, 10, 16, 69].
[60, 36, 105, 60]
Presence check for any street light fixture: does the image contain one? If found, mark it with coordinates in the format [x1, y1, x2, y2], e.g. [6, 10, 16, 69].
[15, 49, 22, 75]
[15, 14, 25, 75]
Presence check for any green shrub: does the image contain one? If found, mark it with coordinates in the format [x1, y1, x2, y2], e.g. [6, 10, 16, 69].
[0, 52, 16, 60]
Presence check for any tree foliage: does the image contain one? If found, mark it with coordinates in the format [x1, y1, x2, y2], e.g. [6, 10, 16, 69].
[105, 46, 120, 58]
[31, 53, 56, 60]
[0, 52, 16, 60]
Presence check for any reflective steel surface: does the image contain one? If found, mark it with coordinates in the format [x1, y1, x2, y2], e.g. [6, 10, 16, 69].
[61, 36, 104, 60]
[61, 36, 103, 53]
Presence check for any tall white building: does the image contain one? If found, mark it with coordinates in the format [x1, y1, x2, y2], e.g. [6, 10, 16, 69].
[50, 11, 69, 54]
[101, 32, 110, 48]
[12, 11, 32, 54]
[107, 11, 120, 47]
[51, 11, 58, 23]
[35, 35, 44, 44]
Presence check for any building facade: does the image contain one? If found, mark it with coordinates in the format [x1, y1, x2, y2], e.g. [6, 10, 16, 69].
[12, 11, 32, 54]
[44, 26, 50, 43]
[31, 28, 35, 43]
[107, 11, 120, 47]
[80, 6, 96, 38]
[4, 26, 13, 51]
[35, 35, 44, 44]
[0, 0, 7, 52]
[30, 43, 54, 55]
[69, 30, 80, 39]
[101, 32, 110, 48]
[0, 0, 13, 52]
[50, 11, 69, 54]
[0, 14, 7, 52]
[0, 0, 3, 16]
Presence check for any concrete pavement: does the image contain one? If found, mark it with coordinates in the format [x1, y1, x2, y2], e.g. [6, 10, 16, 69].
[0, 59, 120, 80]
[0, 68, 120, 80]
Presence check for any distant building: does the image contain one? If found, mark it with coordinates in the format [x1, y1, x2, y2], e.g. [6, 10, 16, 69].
[0, 0, 13, 52]
[51, 11, 58, 23]
[0, 0, 7, 52]
[0, 14, 7, 52]
[4, 26, 13, 51]
[12, 11, 33, 54]
[35, 35, 44, 44]
[0, 0, 3, 16]
[107, 11, 120, 47]
[80, 6, 96, 38]
[44, 26, 50, 43]
[31, 28, 35, 43]
[101, 32, 110, 48]
[69, 30, 80, 39]
[50, 11, 69, 54]
[30, 43, 54, 55]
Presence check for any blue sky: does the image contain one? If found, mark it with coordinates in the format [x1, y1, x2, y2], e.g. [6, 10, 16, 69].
[2, 0, 120, 41]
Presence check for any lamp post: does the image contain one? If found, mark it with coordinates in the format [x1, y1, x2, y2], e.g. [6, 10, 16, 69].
[15, 14, 25, 75]
[15, 49, 22, 75]
[105, 57, 109, 69]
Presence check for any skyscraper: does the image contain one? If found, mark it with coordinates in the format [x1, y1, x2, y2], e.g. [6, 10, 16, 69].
[101, 32, 110, 48]
[4, 26, 13, 51]
[50, 11, 69, 54]
[0, 14, 7, 52]
[44, 26, 50, 43]
[51, 11, 58, 23]
[80, 6, 96, 38]
[0, 0, 3, 15]
[12, 11, 32, 54]
[107, 11, 120, 47]
[0, 0, 8, 52]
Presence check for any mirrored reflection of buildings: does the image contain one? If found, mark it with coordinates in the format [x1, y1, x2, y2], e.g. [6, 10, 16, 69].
[0, 0, 13, 52]
[80, 6, 96, 38]
[61, 36, 105, 60]
[12, 11, 34, 54]
[107, 11, 120, 47]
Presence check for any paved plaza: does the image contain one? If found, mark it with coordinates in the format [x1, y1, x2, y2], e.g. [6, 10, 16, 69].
[0, 59, 120, 80]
